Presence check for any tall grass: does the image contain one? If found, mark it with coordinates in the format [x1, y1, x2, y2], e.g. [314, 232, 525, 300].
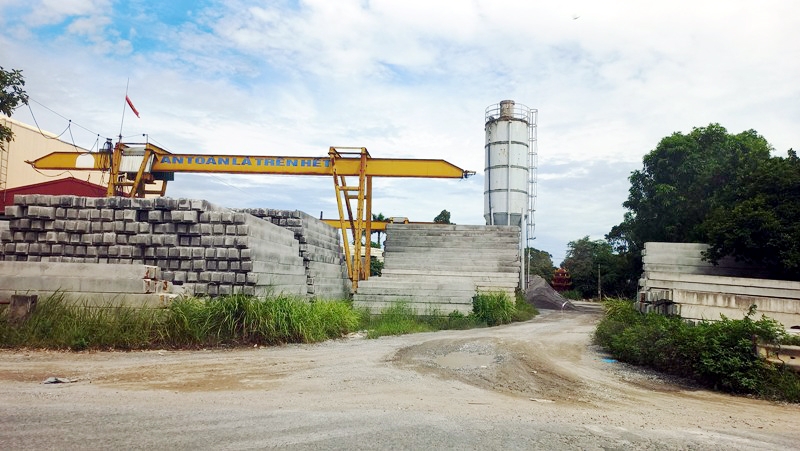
[594, 299, 800, 402]
[0, 293, 161, 350]
[0, 293, 360, 350]
[362, 292, 538, 338]
[1, 291, 539, 348]
[472, 292, 516, 326]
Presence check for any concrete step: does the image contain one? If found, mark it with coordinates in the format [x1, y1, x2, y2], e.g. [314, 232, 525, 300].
[381, 268, 519, 279]
[0, 290, 178, 308]
[353, 300, 473, 315]
[0, 275, 174, 294]
[383, 262, 520, 272]
[0, 261, 161, 279]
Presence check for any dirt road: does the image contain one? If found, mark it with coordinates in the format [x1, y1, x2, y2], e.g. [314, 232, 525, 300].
[1, 307, 798, 450]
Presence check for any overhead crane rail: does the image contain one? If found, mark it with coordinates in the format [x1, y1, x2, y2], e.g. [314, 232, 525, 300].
[29, 143, 475, 290]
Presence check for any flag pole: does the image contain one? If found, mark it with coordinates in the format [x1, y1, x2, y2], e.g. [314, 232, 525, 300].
[118, 78, 129, 143]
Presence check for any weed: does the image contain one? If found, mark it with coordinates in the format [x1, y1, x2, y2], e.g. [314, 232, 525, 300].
[472, 292, 516, 326]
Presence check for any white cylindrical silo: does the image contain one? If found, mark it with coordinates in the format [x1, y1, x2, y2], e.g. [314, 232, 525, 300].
[484, 100, 532, 227]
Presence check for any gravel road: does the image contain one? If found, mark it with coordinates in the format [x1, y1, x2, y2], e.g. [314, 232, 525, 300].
[1, 306, 798, 450]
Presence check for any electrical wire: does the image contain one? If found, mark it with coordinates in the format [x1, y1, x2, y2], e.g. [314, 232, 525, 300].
[29, 98, 99, 136]
[24, 99, 107, 153]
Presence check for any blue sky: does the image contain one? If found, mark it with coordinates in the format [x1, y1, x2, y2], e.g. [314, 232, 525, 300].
[2, 0, 799, 265]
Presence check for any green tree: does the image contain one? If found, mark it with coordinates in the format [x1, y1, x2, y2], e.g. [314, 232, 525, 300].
[561, 236, 633, 299]
[702, 149, 800, 279]
[525, 247, 556, 282]
[607, 123, 775, 281]
[433, 209, 452, 224]
[0, 67, 29, 150]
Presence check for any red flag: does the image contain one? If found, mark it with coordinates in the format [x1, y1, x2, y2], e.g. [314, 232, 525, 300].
[126, 95, 140, 118]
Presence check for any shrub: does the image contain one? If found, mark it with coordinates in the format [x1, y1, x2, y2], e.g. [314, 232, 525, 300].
[594, 300, 800, 402]
[472, 292, 516, 326]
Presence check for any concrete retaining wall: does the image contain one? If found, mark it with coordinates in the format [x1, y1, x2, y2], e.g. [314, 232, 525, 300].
[0, 195, 350, 305]
[353, 224, 520, 314]
[638, 242, 800, 328]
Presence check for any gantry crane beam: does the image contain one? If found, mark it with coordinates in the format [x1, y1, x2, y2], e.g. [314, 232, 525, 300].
[29, 145, 470, 179]
[28, 142, 475, 291]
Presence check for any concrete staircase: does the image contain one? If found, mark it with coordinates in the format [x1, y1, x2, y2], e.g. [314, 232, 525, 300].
[353, 224, 520, 314]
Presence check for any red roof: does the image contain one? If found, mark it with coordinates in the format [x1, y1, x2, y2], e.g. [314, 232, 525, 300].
[0, 177, 107, 209]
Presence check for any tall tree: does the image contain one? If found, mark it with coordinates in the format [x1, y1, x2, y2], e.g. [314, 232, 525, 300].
[608, 123, 800, 281]
[525, 247, 556, 282]
[0, 67, 29, 150]
[562, 236, 635, 299]
[702, 149, 800, 279]
[609, 124, 772, 251]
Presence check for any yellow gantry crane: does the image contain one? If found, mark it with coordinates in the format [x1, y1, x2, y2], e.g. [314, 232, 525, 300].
[29, 142, 475, 289]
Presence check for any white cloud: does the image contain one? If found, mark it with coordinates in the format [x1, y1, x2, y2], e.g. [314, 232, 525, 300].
[2, 0, 799, 263]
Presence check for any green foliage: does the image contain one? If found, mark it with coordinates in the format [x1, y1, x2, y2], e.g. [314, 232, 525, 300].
[595, 300, 800, 401]
[560, 289, 583, 300]
[525, 247, 556, 282]
[369, 256, 384, 276]
[472, 292, 515, 326]
[433, 209, 452, 224]
[702, 149, 800, 279]
[561, 236, 635, 299]
[512, 291, 538, 322]
[607, 124, 800, 281]
[0, 66, 29, 148]
[0, 294, 360, 350]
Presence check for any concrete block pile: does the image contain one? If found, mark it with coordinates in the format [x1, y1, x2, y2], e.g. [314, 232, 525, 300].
[0, 194, 314, 300]
[353, 224, 521, 314]
[0, 261, 177, 308]
[638, 242, 800, 328]
[238, 208, 350, 299]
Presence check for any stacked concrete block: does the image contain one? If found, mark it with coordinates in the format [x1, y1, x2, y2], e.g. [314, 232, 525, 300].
[638, 242, 800, 328]
[0, 195, 308, 302]
[642, 242, 771, 278]
[0, 261, 177, 308]
[238, 208, 350, 299]
[353, 224, 521, 314]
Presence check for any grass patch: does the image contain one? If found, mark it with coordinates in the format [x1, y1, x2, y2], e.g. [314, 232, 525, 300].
[360, 302, 436, 338]
[594, 299, 800, 402]
[0, 293, 360, 350]
[361, 292, 538, 339]
[1, 291, 540, 348]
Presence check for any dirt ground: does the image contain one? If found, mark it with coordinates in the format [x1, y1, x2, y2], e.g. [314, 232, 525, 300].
[1, 305, 798, 450]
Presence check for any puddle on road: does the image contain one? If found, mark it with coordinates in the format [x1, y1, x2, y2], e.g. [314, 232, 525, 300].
[435, 352, 494, 369]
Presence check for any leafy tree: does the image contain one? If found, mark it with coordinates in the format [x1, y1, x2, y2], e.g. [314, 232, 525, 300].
[371, 212, 387, 248]
[702, 149, 800, 279]
[561, 236, 634, 299]
[525, 247, 556, 282]
[433, 209, 452, 224]
[0, 67, 29, 150]
[609, 122, 800, 281]
[609, 124, 772, 251]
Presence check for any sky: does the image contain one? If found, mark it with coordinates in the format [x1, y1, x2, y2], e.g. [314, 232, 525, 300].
[1, 0, 798, 265]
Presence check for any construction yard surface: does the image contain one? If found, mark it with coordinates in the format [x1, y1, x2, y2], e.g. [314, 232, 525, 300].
[1, 306, 798, 450]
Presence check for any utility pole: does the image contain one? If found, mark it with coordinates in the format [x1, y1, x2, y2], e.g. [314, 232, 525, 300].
[597, 263, 602, 300]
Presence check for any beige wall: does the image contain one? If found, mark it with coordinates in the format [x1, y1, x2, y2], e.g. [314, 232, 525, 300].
[1, 116, 107, 190]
